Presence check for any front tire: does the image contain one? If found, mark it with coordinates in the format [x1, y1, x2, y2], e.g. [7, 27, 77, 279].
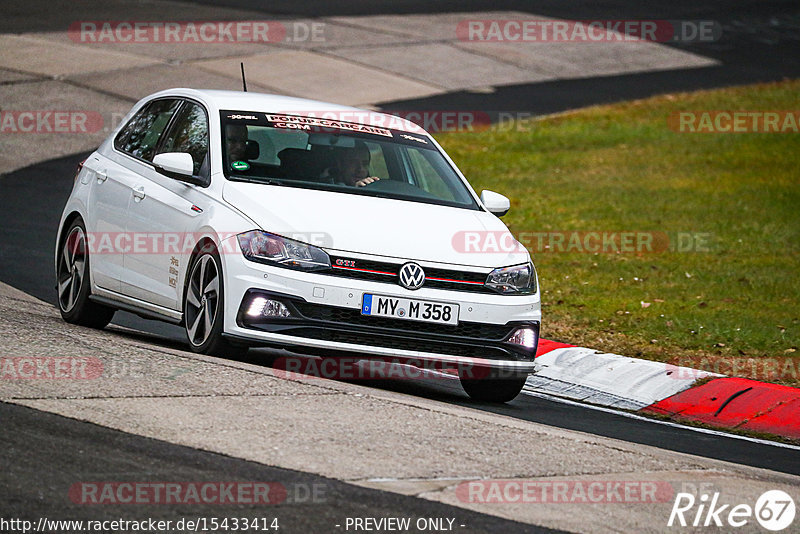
[459, 368, 528, 403]
[57, 218, 115, 328]
[184, 246, 247, 358]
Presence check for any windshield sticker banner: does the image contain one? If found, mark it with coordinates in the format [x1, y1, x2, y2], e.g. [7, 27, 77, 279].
[264, 114, 393, 137]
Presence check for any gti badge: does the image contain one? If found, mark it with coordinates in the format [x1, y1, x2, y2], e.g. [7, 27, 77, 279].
[398, 262, 425, 290]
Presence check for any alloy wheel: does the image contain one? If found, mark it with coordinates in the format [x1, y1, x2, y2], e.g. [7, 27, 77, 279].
[185, 254, 220, 346]
[57, 226, 87, 313]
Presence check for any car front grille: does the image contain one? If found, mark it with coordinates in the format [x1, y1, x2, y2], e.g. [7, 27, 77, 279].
[326, 256, 493, 294]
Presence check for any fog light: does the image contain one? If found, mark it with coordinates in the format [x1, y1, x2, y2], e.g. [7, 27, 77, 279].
[246, 297, 267, 317]
[246, 297, 291, 318]
[263, 299, 291, 318]
[507, 327, 537, 349]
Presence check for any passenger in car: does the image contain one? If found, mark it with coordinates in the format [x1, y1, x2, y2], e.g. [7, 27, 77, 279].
[328, 141, 381, 187]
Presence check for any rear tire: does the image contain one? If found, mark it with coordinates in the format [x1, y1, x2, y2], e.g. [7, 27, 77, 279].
[184, 246, 248, 358]
[459, 368, 528, 403]
[56, 218, 115, 329]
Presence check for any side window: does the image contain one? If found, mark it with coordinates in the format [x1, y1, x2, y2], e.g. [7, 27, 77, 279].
[115, 99, 181, 161]
[157, 102, 209, 176]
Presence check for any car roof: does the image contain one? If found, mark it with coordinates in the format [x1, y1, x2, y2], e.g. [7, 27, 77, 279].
[144, 88, 425, 135]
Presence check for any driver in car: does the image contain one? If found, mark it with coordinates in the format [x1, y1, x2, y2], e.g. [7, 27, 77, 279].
[330, 141, 381, 187]
[225, 124, 249, 167]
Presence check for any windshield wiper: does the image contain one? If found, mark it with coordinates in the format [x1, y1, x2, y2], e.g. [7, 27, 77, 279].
[228, 175, 283, 186]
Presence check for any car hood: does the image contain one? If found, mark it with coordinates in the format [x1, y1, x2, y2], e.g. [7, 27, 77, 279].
[222, 181, 530, 268]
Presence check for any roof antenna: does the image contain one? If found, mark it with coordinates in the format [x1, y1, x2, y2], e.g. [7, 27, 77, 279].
[240, 62, 248, 92]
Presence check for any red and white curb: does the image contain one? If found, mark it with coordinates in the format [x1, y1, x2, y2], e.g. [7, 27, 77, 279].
[531, 340, 800, 440]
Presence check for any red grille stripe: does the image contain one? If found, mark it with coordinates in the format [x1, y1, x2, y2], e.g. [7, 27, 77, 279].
[333, 265, 395, 276]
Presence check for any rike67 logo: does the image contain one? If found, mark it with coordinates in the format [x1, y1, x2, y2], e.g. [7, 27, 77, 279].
[668, 490, 795, 531]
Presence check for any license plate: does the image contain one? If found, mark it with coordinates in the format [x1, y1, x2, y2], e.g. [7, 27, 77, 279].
[361, 294, 459, 325]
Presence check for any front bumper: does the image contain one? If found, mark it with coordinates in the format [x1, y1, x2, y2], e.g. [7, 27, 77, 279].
[221, 251, 541, 372]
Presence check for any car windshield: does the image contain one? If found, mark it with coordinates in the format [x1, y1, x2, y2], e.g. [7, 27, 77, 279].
[220, 110, 479, 210]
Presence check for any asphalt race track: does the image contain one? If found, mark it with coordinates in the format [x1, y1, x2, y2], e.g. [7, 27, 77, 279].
[0, 402, 558, 534]
[2, 1, 799, 532]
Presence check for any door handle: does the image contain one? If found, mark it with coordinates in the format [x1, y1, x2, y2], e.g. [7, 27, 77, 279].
[132, 186, 146, 201]
[96, 170, 108, 183]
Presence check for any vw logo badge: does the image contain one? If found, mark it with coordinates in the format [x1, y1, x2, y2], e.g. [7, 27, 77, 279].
[398, 262, 425, 290]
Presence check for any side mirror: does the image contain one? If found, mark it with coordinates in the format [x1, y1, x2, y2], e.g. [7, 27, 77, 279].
[153, 152, 205, 185]
[153, 152, 193, 175]
[480, 190, 510, 217]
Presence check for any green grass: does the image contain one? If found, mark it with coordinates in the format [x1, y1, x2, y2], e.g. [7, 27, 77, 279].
[438, 80, 800, 385]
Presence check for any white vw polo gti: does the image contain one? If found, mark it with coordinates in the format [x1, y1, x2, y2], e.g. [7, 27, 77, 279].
[56, 88, 540, 402]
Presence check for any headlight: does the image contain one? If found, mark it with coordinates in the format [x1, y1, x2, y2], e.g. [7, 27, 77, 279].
[485, 263, 537, 294]
[237, 230, 331, 272]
